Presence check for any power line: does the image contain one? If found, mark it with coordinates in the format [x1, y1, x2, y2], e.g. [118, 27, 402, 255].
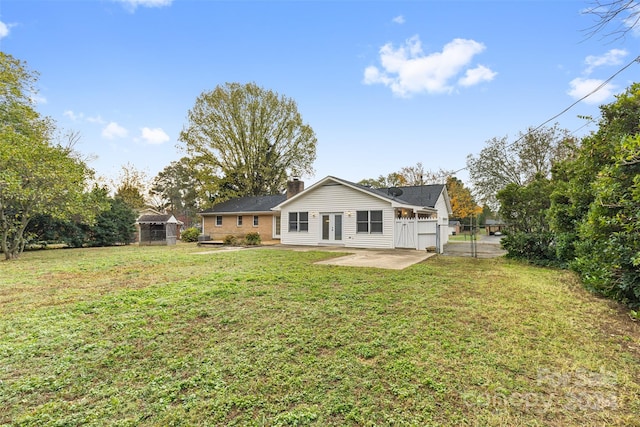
[527, 54, 640, 136]
[446, 54, 640, 180]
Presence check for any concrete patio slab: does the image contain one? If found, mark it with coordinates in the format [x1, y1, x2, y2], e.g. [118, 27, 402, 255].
[312, 249, 436, 269]
[196, 244, 436, 269]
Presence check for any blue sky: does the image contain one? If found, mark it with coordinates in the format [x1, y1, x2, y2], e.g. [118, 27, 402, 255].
[1, 0, 638, 188]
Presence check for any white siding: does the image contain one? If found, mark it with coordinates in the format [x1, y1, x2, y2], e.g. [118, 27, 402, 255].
[280, 183, 395, 249]
[434, 193, 450, 246]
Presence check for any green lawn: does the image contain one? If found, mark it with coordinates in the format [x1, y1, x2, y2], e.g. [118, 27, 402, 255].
[1, 244, 638, 426]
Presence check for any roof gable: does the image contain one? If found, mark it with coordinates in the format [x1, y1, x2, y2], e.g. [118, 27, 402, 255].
[200, 194, 287, 214]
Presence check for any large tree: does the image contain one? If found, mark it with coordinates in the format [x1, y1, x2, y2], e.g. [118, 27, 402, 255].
[113, 163, 149, 210]
[466, 124, 578, 210]
[150, 157, 200, 227]
[359, 163, 453, 188]
[0, 53, 97, 259]
[446, 176, 482, 220]
[497, 176, 552, 234]
[179, 82, 317, 202]
[358, 173, 407, 189]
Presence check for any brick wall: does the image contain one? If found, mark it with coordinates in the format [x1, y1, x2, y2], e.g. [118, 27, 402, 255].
[202, 214, 278, 241]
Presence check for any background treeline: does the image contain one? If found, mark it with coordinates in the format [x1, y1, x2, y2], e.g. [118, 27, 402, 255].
[25, 186, 138, 248]
[495, 83, 640, 308]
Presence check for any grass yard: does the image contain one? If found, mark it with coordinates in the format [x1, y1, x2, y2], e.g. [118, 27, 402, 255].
[1, 244, 639, 426]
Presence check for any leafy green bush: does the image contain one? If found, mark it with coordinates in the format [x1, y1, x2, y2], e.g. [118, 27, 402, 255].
[500, 232, 561, 267]
[548, 85, 640, 308]
[573, 232, 640, 308]
[223, 235, 238, 245]
[180, 227, 200, 242]
[244, 232, 261, 245]
[554, 232, 577, 263]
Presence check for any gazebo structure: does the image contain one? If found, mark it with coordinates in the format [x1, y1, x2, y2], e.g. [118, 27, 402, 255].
[136, 214, 182, 246]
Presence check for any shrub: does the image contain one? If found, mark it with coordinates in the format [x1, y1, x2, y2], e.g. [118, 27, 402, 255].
[572, 234, 640, 308]
[223, 235, 238, 245]
[554, 231, 577, 263]
[500, 231, 561, 267]
[245, 232, 261, 245]
[181, 227, 200, 242]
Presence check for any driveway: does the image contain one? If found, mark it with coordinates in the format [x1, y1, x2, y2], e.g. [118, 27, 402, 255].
[443, 234, 506, 258]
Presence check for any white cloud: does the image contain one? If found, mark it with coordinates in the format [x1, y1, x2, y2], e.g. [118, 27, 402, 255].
[363, 35, 494, 97]
[64, 110, 84, 121]
[65, 110, 106, 124]
[115, 0, 173, 11]
[459, 65, 497, 87]
[102, 122, 129, 139]
[363, 66, 393, 86]
[566, 49, 627, 104]
[140, 127, 169, 144]
[583, 49, 628, 75]
[0, 21, 9, 39]
[30, 94, 47, 105]
[392, 15, 405, 24]
[567, 77, 616, 105]
[87, 115, 106, 124]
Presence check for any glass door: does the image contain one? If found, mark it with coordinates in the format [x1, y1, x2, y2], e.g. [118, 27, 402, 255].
[321, 213, 343, 243]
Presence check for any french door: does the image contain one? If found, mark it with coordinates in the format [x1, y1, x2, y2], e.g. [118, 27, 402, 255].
[321, 213, 343, 243]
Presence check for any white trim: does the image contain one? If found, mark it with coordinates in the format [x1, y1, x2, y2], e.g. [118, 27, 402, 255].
[272, 215, 281, 238]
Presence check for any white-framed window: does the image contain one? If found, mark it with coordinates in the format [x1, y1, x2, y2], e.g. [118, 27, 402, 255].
[288, 212, 309, 232]
[237, 215, 243, 226]
[253, 215, 259, 227]
[356, 210, 383, 233]
[215, 215, 222, 226]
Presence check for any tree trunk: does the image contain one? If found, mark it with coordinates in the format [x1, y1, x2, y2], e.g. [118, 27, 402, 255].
[0, 217, 29, 260]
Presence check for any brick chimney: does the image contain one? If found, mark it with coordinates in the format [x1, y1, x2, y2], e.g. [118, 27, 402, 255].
[287, 177, 304, 199]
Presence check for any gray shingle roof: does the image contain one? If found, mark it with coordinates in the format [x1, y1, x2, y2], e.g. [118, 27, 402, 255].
[333, 177, 445, 208]
[200, 194, 287, 214]
[369, 184, 445, 208]
[137, 214, 172, 223]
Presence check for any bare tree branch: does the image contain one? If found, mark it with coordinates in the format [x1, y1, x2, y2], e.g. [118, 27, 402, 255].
[583, 0, 640, 41]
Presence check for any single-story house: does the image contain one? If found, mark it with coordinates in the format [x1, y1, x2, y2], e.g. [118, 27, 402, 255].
[137, 213, 183, 245]
[198, 194, 286, 241]
[273, 176, 452, 252]
[199, 179, 307, 242]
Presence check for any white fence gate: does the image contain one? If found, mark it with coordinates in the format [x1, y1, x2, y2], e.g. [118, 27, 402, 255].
[395, 218, 416, 248]
[395, 218, 440, 251]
